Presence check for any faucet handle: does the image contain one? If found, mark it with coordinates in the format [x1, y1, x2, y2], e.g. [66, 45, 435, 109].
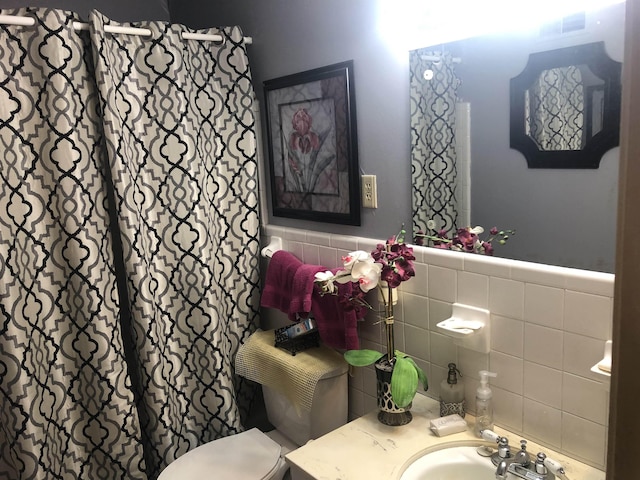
[535, 452, 548, 475]
[513, 440, 531, 467]
[498, 437, 511, 459]
[481, 429, 500, 443]
[544, 456, 567, 479]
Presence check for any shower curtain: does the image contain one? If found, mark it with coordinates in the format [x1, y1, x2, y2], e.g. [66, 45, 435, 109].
[526, 66, 584, 151]
[410, 49, 461, 236]
[0, 7, 260, 480]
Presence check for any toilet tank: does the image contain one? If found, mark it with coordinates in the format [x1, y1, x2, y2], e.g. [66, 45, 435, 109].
[262, 364, 348, 447]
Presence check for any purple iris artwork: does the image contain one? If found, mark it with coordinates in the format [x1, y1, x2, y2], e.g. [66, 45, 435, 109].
[264, 61, 360, 225]
[283, 103, 337, 195]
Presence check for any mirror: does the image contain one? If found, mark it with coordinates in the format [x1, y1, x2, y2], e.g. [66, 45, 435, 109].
[510, 42, 622, 168]
[410, 3, 624, 273]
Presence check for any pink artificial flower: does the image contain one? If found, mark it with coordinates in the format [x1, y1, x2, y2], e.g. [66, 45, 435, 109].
[313, 228, 417, 317]
[482, 241, 494, 255]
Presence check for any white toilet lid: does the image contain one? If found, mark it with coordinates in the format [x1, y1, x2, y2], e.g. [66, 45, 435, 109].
[158, 428, 282, 480]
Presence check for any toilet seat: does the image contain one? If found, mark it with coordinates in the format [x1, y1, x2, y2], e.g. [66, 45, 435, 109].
[158, 428, 285, 480]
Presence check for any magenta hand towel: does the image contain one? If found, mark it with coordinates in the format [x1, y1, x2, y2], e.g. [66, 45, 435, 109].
[311, 281, 360, 350]
[288, 264, 327, 321]
[260, 250, 303, 314]
[262, 252, 361, 350]
[289, 264, 361, 350]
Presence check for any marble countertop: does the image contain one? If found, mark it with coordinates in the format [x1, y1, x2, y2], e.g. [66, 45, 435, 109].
[285, 394, 605, 480]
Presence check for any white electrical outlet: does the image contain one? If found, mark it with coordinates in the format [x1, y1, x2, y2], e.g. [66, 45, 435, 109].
[362, 174, 378, 208]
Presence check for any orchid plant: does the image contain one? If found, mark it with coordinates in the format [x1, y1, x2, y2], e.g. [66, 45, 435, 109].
[415, 220, 515, 255]
[314, 228, 428, 408]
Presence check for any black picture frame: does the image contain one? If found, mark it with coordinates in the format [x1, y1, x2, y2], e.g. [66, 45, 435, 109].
[510, 42, 622, 168]
[264, 61, 360, 225]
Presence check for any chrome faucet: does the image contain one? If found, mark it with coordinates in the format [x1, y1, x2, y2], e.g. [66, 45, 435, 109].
[485, 435, 566, 480]
[513, 440, 531, 467]
[495, 460, 509, 480]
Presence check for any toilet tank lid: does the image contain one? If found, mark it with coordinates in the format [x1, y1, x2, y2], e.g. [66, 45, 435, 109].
[158, 428, 281, 480]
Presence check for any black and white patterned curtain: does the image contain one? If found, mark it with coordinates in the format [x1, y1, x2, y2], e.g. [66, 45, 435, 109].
[525, 66, 584, 151]
[89, 12, 260, 478]
[410, 49, 461, 235]
[0, 8, 260, 480]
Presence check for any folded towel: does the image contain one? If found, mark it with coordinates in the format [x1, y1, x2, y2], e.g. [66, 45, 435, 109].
[288, 264, 327, 321]
[261, 251, 361, 350]
[311, 281, 361, 350]
[235, 329, 348, 412]
[260, 250, 303, 314]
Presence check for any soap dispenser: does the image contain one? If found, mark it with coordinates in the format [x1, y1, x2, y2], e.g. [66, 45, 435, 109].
[474, 370, 497, 437]
[439, 363, 465, 417]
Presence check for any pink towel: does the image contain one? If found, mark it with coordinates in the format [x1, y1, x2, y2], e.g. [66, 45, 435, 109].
[260, 251, 303, 314]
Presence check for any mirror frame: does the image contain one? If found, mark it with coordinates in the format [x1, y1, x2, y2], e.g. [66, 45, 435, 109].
[510, 41, 622, 168]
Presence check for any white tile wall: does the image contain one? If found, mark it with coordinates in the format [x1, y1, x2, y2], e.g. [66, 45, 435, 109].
[523, 398, 562, 449]
[261, 226, 612, 471]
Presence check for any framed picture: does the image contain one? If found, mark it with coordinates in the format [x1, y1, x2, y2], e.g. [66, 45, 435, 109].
[264, 61, 360, 225]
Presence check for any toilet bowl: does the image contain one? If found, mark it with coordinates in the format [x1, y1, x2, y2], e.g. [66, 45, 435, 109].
[157, 341, 348, 480]
[157, 428, 291, 480]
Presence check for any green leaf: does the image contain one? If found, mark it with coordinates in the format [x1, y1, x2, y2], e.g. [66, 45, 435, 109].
[406, 357, 429, 391]
[391, 356, 419, 408]
[344, 349, 383, 367]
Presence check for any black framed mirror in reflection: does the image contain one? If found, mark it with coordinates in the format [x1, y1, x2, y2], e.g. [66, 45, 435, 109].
[409, 3, 624, 273]
[510, 41, 622, 168]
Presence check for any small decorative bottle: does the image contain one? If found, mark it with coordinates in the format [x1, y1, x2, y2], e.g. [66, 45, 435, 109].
[440, 363, 465, 417]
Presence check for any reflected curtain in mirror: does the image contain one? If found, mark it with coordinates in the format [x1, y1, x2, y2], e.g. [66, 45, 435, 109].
[410, 50, 463, 236]
[525, 66, 585, 151]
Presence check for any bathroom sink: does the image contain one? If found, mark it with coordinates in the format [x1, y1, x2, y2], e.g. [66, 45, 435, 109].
[400, 444, 496, 480]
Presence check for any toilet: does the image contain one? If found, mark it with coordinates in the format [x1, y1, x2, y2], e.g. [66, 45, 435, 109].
[158, 346, 348, 480]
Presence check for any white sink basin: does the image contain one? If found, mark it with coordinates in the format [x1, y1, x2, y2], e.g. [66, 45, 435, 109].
[400, 445, 496, 480]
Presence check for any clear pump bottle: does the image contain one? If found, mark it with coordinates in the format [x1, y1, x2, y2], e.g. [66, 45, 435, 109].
[474, 370, 497, 437]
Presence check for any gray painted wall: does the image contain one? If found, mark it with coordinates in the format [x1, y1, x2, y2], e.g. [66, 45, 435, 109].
[0, 0, 169, 22]
[169, 0, 413, 242]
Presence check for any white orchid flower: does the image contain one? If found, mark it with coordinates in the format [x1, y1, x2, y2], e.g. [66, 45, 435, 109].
[350, 259, 382, 293]
[469, 226, 485, 234]
[341, 250, 372, 272]
[315, 270, 336, 282]
[314, 270, 338, 294]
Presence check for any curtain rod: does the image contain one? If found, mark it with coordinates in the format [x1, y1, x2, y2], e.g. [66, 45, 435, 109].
[0, 14, 253, 44]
